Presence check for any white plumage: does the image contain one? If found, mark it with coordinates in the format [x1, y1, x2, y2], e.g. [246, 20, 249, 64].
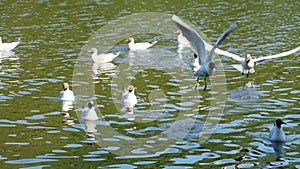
[0, 37, 21, 51]
[124, 37, 157, 50]
[189, 53, 201, 72]
[227, 46, 300, 77]
[88, 47, 120, 63]
[172, 15, 236, 90]
[121, 85, 137, 112]
[82, 101, 98, 121]
[59, 83, 75, 112]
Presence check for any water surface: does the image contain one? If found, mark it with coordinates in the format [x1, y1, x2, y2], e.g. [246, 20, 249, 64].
[0, 0, 299, 168]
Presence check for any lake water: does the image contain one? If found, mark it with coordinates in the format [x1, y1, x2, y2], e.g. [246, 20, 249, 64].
[1, 1, 299, 168]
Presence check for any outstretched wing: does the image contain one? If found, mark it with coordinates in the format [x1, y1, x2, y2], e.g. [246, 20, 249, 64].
[206, 23, 237, 62]
[172, 15, 206, 66]
[214, 48, 244, 62]
[253, 46, 300, 62]
[232, 64, 243, 73]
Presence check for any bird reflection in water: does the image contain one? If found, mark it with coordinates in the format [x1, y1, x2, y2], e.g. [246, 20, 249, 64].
[270, 141, 285, 161]
[82, 101, 99, 140]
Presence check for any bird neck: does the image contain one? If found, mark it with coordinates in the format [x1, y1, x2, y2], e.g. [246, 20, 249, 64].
[92, 50, 98, 57]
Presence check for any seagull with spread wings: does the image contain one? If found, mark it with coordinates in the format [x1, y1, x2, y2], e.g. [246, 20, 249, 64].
[172, 15, 236, 90]
[222, 46, 300, 77]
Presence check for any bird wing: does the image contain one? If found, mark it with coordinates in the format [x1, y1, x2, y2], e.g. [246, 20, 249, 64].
[253, 46, 300, 62]
[172, 15, 206, 66]
[206, 23, 237, 62]
[214, 48, 244, 62]
[0, 42, 20, 51]
[232, 64, 243, 73]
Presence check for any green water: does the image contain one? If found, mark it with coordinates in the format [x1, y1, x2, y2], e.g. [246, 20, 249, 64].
[0, 0, 299, 168]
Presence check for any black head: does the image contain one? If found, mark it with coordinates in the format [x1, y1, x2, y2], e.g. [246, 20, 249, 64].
[193, 53, 198, 59]
[88, 101, 94, 109]
[275, 119, 286, 128]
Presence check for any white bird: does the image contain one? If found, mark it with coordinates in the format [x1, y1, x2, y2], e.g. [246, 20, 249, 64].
[0, 37, 21, 51]
[82, 101, 99, 121]
[121, 85, 137, 112]
[124, 37, 157, 50]
[59, 82, 75, 112]
[176, 29, 192, 49]
[82, 101, 98, 140]
[172, 15, 236, 90]
[176, 28, 300, 78]
[269, 119, 286, 142]
[88, 48, 120, 63]
[221, 46, 300, 77]
[189, 53, 201, 72]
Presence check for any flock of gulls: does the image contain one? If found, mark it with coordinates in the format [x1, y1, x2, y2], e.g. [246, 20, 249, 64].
[1, 15, 298, 160]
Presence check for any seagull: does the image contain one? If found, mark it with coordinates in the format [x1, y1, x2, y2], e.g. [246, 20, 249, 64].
[121, 85, 137, 112]
[0, 37, 21, 51]
[82, 101, 98, 140]
[269, 119, 286, 142]
[124, 37, 157, 50]
[222, 46, 300, 77]
[88, 48, 120, 63]
[176, 29, 191, 49]
[59, 82, 75, 112]
[82, 101, 98, 121]
[175, 28, 300, 78]
[172, 15, 236, 90]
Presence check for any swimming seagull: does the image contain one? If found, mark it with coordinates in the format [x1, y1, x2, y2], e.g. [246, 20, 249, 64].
[172, 15, 236, 90]
[223, 46, 300, 77]
[82, 101, 99, 140]
[82, 101, 99, 121]
[59, 82, 75, 112]
[269, 119, 286, 142]
[121, 85, 137, 112]
[88, 48, 120, 63]
[0, 37, 21, 51]
[124, 37, 158, 50]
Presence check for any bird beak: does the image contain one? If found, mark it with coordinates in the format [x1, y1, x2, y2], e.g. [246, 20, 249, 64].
[124, 39, 129, 43]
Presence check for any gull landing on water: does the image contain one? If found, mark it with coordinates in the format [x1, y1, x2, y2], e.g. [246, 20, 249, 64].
[172, 15, 236, 90]
[224, 46, 300, 77]
[124, 37, 158, 50]
[0, 37, 21, 51]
